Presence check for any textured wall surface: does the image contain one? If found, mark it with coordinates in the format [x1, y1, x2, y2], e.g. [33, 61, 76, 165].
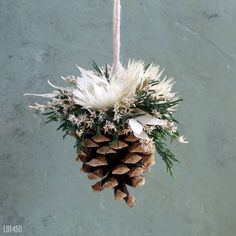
[1, 0, 236, 235]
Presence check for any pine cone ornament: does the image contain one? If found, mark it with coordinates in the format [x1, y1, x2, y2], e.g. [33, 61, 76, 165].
[76, 130, 155, 207]
[25, 61, 187, 208]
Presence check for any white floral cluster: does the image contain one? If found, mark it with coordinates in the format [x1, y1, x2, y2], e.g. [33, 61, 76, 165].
[25, 60, 187, 143]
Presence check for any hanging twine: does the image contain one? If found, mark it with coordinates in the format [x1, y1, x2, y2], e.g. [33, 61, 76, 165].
[112, 0, 121, 74]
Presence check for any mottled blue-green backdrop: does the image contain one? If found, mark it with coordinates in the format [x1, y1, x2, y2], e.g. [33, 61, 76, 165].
[1, 0, 236, 235]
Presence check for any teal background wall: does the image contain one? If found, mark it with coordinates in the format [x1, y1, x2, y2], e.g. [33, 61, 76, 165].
[1, 0, 236, 235]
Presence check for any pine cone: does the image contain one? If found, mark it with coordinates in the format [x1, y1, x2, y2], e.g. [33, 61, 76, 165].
[76, 130, 155, 208]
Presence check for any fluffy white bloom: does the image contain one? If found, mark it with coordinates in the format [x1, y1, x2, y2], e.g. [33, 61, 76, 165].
[152, 77, 176, 101]
[72, 61, 144, 110]
[72, 60, 177, 110]
[138, 64, 176, 101]
[141, 63, 163, 88]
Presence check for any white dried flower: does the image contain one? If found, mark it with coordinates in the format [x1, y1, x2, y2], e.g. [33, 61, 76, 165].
[144, 125, 155, 135]
[114, 101, 120, 113]
[76, 129, 84, 138]
[68, 114, 76, 123]
[154, 77, 176, 101]
[72, 61, 145, 110]
[98, 110, 106, 121]
[113, 101, 121, 121]
[143, 64, 162, 83]
[114, 113, 121, 122]
[124, 96, 136, 107]
[76, 114, 87, 125]
[62, 105, 70, 113]
[85, 119, 94, 129]
[103, 121, 117, 133]
[140, 65, 177, 102]
[166, 121, 177, 133]
[139, 138, 153, 153]
[88, 110, 97, 119]
[68, 114, 88, 126]
[28, 103, 47, 112]
[122, 127, 132, 135]
[171, 126, 177, 133]
[152, 109, 162, 118]
[178, 135, 188, 144]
